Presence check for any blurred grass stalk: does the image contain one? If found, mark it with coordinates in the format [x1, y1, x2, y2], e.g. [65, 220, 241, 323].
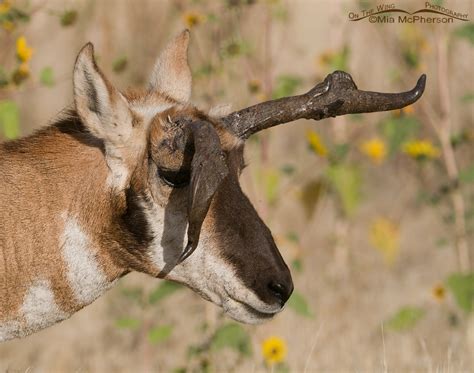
[430, 31, 470, 273]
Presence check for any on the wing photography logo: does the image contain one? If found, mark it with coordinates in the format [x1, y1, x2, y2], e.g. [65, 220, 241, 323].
[348, 2, 470, 23]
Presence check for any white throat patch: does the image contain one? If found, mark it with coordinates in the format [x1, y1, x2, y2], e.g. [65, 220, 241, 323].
[61, 215, 112, 305]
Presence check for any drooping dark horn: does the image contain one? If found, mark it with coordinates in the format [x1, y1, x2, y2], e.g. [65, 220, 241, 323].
[221, 71, 426, 139]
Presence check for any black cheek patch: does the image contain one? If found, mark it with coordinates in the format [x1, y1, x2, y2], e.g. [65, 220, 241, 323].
[120, 188, 153, 247]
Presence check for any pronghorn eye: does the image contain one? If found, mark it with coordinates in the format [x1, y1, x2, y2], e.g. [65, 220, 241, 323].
[158, 168, 190, 188]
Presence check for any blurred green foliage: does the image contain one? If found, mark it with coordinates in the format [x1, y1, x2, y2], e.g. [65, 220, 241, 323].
[272, 75, 302, 100]
[40, 67, 55, 87]
[211, 323, 252, 356]
[325, 164, 361, 217]
[0, 100, 19, 139]
[149, 281, 183, 305]
[385, 306, 425, 331]
[60, 10, 78, 27]
[148, 325, 174, 344]
[287, 291, 314, 318]
[446, 273, 474, 313]
[454, 22, 474, 44]
[379, 115, 420, 155]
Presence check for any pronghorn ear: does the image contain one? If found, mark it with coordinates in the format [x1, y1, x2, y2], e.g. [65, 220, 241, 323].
[149, 30, 192, 102]
[73, 43, 132, 145]
[178, 121, 228, 263]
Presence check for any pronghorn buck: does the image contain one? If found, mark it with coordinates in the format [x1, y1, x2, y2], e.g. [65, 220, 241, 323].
[0, 30, 426, 341]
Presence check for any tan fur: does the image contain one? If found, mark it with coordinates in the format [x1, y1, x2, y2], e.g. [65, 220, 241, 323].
[0, 123, 125, 322]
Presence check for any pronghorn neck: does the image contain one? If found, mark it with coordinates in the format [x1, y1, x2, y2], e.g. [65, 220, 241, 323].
[0, 112, 149, 341]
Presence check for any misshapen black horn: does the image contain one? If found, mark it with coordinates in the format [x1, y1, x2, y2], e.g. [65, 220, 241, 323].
[221, 71, 427, 139]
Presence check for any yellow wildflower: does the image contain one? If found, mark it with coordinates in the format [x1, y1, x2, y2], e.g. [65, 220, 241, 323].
[262, 336, 287, 365]
[432, 284, 445, 302]
[0, 1, 10, 15]
[182, 11, 204, 28]
[16, 36, 33, 62]
[360, 138, 387, 164]
[403, 139, 440, 160]
[306, 129, 327, 157]
[369, 217, 400, 265]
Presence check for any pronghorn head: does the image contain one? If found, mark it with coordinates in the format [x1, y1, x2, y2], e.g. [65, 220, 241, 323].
[73, 30, 293, 324]
[72, 30, 425, 324]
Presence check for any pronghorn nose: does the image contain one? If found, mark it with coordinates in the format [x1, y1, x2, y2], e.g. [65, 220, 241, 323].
[267, 280, 293, 305]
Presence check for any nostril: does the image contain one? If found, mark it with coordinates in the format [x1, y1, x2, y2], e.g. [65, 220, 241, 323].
[268, 281, 291, 305]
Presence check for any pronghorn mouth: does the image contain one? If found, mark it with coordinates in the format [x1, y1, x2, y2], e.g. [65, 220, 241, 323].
[222, 285, 281, 314]
[226, 294, 281, 319]
[221, 296, 280, 324]
[240, 302, 278, 319]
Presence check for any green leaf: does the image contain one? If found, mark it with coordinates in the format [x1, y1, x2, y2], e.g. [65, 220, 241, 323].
[116, 317, 140, 329]
[149, 281, 183, 304]
[221, 40, 251, 58]
[402, 48, 419, 69]
[272, 75, 302, 99]
[300, 179, 324, 219]
[459, 166, 474, 184]
[60, 10, 78, 27]
[275, 363, 290, 373]
[460, 92, 474, 103]
[329, 143, 350, 163]
[287, 290, 313, 317]
[9, 8, 30, 23]
[207, 13, 218, 22]
[148, 325, 173, 344]
[385, 306, 425, 331]
[0, 100, 20, 139]
[172, 368, 187, 373]
[446, 272, 474, 312]
[194, 63, 215, 79]
[435, 237, 449, 248]
[379, 116, 420, 155]
[280, 164, 296, 176]
[263, 168, 280, 206]
[40, 67, 55, 87]
[112, 56, 128, 74]
[0, 66, 8, 87]
[211, 323, 252, 356]
[286, 231, 299, 243]
[291, 258, 303, 273]
[320, 46, 350, 72]
[330, 45, 350, 71]
[325, 164, 361, 217]
[454, 22, 474, 45]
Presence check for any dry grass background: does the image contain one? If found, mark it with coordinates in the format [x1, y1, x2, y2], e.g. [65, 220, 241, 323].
[0, 0, 473, 371]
